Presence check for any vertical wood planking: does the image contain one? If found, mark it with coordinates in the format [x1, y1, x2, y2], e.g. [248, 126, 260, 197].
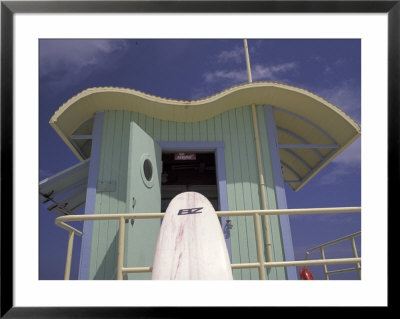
[236, 107, 258, 279]
[176, 122, 185, 141]
[168, 121, 177, 142]
[161, 119, 169, 142]
[256, 106, 275, 206]
[214, 115, 223, 141]
[256, 105, 285, 279]
[138, 113, 146, 133]
[206, 118, 215, 142]
[235, 107, 253, 266]
[146, 115, 154, 137]
[229, 109, 251, 280]
[199, 120, 208, 142]
[131, 111, 139, 126]
[123, 112, 138, 278]
[153, 118, 161, 141]
[103, 110, 124, 279]
[243, 106, 262, 210]
[265, 106, 294, 280]
[192, 121, 200, 141]
[90, 110, 109, 278]
[220, 111, 241, 279]
[117, 111, 132, 279]
[92, 111, 115, 279]
[79, 111, 104, 280]
[184, 122, 193, 141]
[256, 105, 276, 279]
[90, 111, 109, 278]
[242, 106, 262, 278]
[102, 111, 117, 279]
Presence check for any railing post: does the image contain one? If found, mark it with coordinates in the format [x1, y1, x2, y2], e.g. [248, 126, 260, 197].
[253, 213, 266, 280]
[64, 230, 74, 280]
[320, 247, 329, 280]
[117, 217, 126, 280]
[351, 237, 361, 279]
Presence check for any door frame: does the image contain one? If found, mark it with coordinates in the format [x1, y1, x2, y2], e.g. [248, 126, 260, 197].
[157, 141, 232, 260]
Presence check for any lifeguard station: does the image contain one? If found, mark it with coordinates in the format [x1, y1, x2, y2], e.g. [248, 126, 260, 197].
[39, 41, 361, 280]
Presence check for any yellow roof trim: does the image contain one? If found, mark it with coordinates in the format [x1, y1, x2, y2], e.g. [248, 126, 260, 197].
[50, 81, 360, 191]
[50, 121, 85, 161]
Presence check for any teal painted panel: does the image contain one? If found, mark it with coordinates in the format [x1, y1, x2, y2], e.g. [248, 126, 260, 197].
[214, 114, 223, 141]
[242, 106, 263, 279]
[146, 116, 154, 137]
[235, 107, 259, 279]
[138, 113, 146, 132]
[95, 111, 115, 279]
[124, 120, 162, 280]
[91, 111, 118, 279]
[153, 118, 161, 141]
[228, 109, 251, 280]
[199, 120, 208, 142]
[113, 111, 132, 275]
[192, 121, 200, 141]
[219, 111, 241, 279]
[131, 111, 139, 126]
[206, 118, 215, 141]
[184, 122, 193, 141]
[176, 122, 185, 142]
[90, 111, 162, 280]
[242, 107, 262, 211]
[103, 110, 124, 279]
[168, 121, 177, 142]
[90, 110, 110, 278]
[160, 119, 169, 142]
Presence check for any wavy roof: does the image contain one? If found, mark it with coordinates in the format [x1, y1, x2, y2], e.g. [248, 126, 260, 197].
[50, 82, 360, 191]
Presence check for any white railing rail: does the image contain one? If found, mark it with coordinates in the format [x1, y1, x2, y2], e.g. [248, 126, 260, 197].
[55, 207, 361, 280]
[304, 231, 361, 280]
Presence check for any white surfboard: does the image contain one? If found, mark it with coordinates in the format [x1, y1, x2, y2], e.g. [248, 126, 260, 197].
[152, 192, 233, 280]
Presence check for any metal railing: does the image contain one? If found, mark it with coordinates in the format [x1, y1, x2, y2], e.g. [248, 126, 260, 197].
[304, 231, 361, 280]
[55, 207, 361, 280]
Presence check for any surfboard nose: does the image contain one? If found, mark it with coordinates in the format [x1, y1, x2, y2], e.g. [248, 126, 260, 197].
[166, 192, 213, 214]
[152, 191, 233, 280]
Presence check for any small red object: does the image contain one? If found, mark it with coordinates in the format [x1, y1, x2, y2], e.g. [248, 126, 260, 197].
[299, 267, 314, 280]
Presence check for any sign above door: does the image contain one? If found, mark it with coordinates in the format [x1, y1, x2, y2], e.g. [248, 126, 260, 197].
[174, 152, 196, 161]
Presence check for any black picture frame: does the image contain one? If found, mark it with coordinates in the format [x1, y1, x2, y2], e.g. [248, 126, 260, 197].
[1, 1, 396, 317]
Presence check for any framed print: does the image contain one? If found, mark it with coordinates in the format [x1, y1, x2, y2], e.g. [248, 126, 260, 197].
[1, 0, 397, 316]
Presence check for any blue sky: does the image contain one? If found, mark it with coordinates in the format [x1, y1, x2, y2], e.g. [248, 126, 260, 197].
[39, 39, 361, 280]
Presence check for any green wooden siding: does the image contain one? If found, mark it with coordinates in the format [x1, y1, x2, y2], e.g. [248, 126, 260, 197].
[90, 111, 129, 279]
[257, 105, 286, 279]
[90, 106, 287, 280]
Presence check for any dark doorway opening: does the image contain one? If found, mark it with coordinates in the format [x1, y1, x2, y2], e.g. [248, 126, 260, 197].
[160, 152, 218, 211]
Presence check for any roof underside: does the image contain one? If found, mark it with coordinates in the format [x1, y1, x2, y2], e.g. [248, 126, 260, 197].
[49, 82, 360, 191]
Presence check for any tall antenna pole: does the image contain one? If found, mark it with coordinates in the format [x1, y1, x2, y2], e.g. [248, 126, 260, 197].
[243, 39, 273, 274]
[243, 39, 253, 83]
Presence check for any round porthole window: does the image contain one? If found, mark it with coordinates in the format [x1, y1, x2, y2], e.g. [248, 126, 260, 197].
[143, 158, 153, 182]
[140, 154, 154, 188]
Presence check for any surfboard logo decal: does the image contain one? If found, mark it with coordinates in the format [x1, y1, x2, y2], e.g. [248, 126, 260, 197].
[178, 207, 203, 215]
